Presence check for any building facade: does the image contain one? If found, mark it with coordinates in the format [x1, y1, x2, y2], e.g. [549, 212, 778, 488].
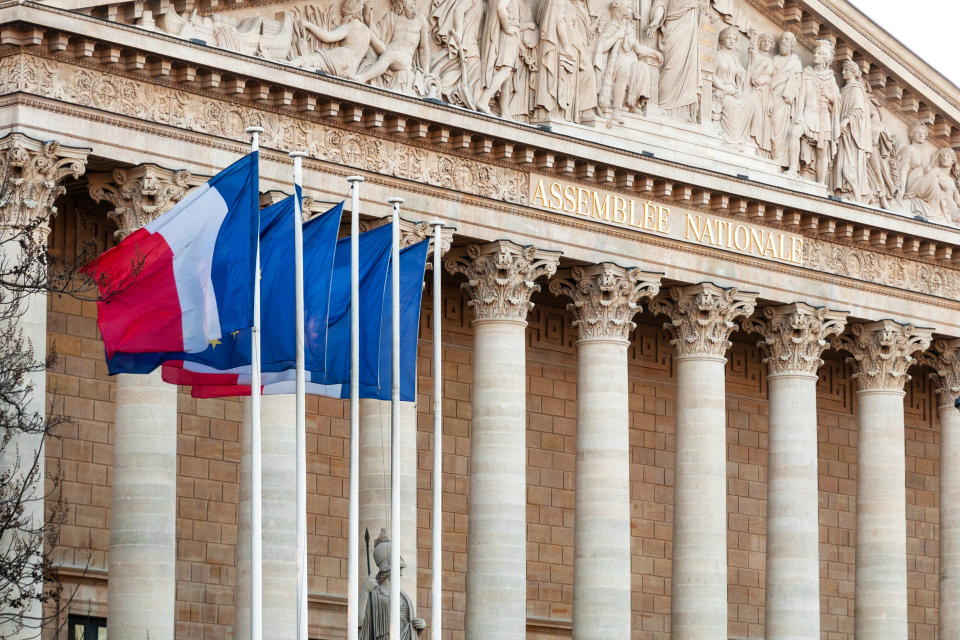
[2, 0, 959, 638]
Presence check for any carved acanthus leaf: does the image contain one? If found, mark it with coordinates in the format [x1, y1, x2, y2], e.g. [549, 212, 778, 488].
[0, 133, 89, 239]
[921, 338, 960, 407]
[445, 240, 561, 322]
[832, 320, 932, 392]
[88, 164, 198, 239]
[549, 263, 661, 342]
[742, 303, 847, 376]
[649, 283, 757, 359]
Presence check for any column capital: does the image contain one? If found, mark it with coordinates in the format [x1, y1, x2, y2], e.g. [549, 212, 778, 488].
[0, 133, 89, 239]
[921, 338, 960, 407]
[742, 303, 847, 377]
[88, 164, 199, 240]
[649, 282, 756, 359]
[445, 240, 561, 323]
[548, 263, 661, 342]
[398, 220, 454, 266]
[833, 320, 932, 392]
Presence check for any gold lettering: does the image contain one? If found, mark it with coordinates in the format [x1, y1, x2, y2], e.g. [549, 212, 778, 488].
[703, 217, 716, 244]
[658, 207, 670, 233]
[592, 192, 611, 220]
[685, 213, 706, 241]
[733, 225, 749, 251]
[779, 233, 786, 259]
[563, 185, 576, 212]
[629, 199, 639, 226]
[762, 232, 777, 258]
[749, 228, 764, 255]
[790, 237, 803, 263]
[532, 179, 548, 207]
[577, 188, 590, 216]
[643, 202, 657, 230]
[612, 197, 627, 224]
[549, 182, 563, 209]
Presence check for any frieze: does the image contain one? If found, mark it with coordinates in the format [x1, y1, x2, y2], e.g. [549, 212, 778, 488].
[0, 54, 526, 204]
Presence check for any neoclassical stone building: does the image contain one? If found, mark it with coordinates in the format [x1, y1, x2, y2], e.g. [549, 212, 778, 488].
[4, 0, 960, 637]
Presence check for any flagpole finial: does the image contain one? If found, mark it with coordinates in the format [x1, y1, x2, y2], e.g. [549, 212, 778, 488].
[245, 126, 265, 133]
[387, 197, 405, 205]
[346, 175, 364, 183]
[289, 151, 308, 159]
[428, 219, 445, 227]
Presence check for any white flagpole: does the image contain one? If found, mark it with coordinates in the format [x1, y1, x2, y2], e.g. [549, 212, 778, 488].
[429, 220, 444, 639]
[245, 125, 264, 640]
[386, 197, 403, 640]
[346, 175, 364, 638]
[290, 151, 309, 640]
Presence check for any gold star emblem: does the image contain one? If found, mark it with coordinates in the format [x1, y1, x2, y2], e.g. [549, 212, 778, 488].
[209, 339, 222, 349]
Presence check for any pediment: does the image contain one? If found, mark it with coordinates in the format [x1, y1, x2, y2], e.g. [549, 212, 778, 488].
[49, 0, 960, 229]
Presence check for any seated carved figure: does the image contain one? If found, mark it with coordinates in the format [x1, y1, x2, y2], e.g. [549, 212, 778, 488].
[593, 0, 662, 123]
[904, 147, 960, 225]
[357, 0, 437, 96]
[290, 0, 373, 78]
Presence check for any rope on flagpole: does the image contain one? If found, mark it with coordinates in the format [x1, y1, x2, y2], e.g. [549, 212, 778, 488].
[386, 197, 403, 640]
[290, 151, 309, 640]
[245, 125, 265, 640]
[429, 220, 444, 639]
[346, 175, 364, 639]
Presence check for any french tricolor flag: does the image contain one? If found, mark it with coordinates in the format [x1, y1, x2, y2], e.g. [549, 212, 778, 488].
[88, 153, 259, 358]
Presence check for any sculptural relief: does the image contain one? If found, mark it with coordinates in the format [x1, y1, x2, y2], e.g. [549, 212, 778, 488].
[903, 147, 960, 225]
[832, 60, 870, 202]
[430, 0, 484, 108]
[357, 0, 437, 96]
[593, 0, 662, 123]
[790, 39, 840, 182]
[359, 529, 425, 640]
[711, 27, 749, 145]
[290, 0, 374, 77]
[743, 32, 774, 157]
[647, 0, 700, 122]
[768, 31, 803, 171]
[864, 85, 898, 209]
[475, 0, 525, 116]
[534, 0, 598, 123]
[896, 123, 929, 204]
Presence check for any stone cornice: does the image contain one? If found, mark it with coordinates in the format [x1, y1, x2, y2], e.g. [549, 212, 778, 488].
[3, 4, 960, 266]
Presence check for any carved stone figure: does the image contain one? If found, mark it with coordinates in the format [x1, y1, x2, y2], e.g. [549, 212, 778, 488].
[711, 27, 749, 144]
[832, 60, 871, 202]
[430, 0, 484, 108]
[358, 0, 435, 95]
[593, 0, 662, 122]
[790, 39, 840, 182]
[476, 0, 523, 116]
[291, 0, 373, 78]
[533, 0, 598, 122]
[503, 5, 539, 121]
[647, 0, 700, 122]
[903, 147, 960, 224]
[769, 31, 803, 170]
[864, 84, 898, 208]
[744, 32, 774, 156]
[896, 123, 929, 204]
[359, 529, 425, 640]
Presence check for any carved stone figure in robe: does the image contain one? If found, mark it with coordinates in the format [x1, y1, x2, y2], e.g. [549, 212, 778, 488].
[790, 39, 840, 182]
[744, 32, 774, 156]
[430, 0, 484, 108]
[533, 0, 599, 123]
[647, 0, 700, 122]
[357, 0, 434, 95]
[769, 31, 802, 170]
[291, 0, 373, 78]
[896, 123, 929, 204]
[503, 6, 539, 121]
[711, 26, 750, 144]
[593, 0, 662, 122]
[865, 83, 897, 208]
[475, 0, 523, 115]
[903, 147, 960, 224]
[359, 529, 425, 640]
[832, 60, 871, 202]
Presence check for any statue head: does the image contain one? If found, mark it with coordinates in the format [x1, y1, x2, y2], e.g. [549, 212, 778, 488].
[813, 39, 834, 68]
[341, 0, 364, 20]
[909, 122, 929, 144]
[719, 26, 738, 50]
[392, 0, 416, 19]
[778, 31, 796, 55]
[841, 59, 861, 83]
[608, 0, 632, 21]
[757, 32, 775, 53]
[372, 528, 407, 582]
[936, 147, 957, 170]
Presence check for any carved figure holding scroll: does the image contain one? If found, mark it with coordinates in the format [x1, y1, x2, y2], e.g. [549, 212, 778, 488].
[359, 529, 425, 640]
[832, 60, 871, 202]
[903, 147, 960, 224]
[743, 32, 774, 156]
[593, 0, 663, 122]
[769, 31, 802, 170]
[291, 0, 373, 78]
[711, 26, 750, 145]
[476, 0, 524, 116]
[357, 0, 433, 93]
[895, 122, 929, 204]
[789, 39, 840, 182]
[430, 0, 484, 108]
[647, 0, 700, 122]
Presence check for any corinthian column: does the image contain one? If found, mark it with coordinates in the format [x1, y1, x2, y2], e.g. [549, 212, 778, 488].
[649, 283, 756, 640]
[743, 304, 846, 640]
[358, 223, 451, 606]
[0, 133, 88, 639]
[89, 164, 197, 640]
[922, 339, 960, 638]
[549, 264, 660, 639]
[833, 321, 932, 640]
[446, 240, 561, 640]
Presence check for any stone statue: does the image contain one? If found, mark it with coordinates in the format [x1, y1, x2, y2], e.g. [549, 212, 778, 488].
[359, 529, 425, 640]
[647, 0, 700, 122]
[503, 4, 539, 121]
[832, 60, 871, 202]
[769, 31, 803, 170]
[291, 0, 374, 78]
[711, 26, 749, 144]
[790, 39, 840, 182]
[534, 0, 598, 123]
[744, 32, 774, 156]
[476, 0, 524, 116]
[593, 0, 662, 122]
[896, 122, 929, 204]
[863, 85, 898, 209]
[357, 0, 435, 95]
[430, 0, 484, 108]
[903, 147, 960, 224]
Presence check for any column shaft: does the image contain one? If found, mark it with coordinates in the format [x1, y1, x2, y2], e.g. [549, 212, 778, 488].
[672, 356, 728, 638]
[358, 398, 418, 604]
[765, 374, 820, 639]
[573, 339, 631, 638]
[465, 319, 528, 640]
[236, 398, 252, 640]
[855, 389, 908, 639]
[940, 402, 960, 637]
